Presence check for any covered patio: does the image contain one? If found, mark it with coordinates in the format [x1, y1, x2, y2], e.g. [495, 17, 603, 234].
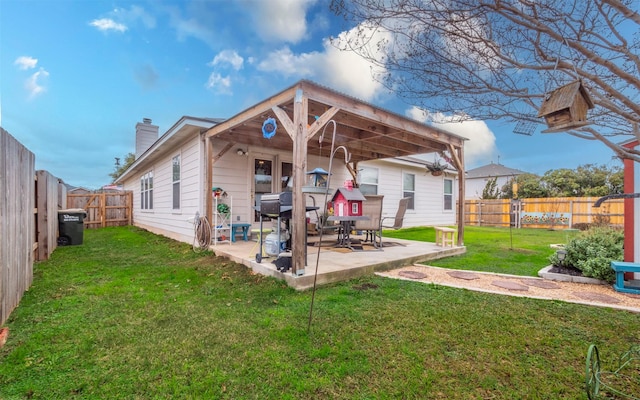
[204, 80, 467, 277]
[209, 232, 466, 290]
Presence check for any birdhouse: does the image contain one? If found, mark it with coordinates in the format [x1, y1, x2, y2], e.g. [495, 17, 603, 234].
[537, 80, 594, 133]
[302, 167, 332, 194]
[331, 186, 366, 217]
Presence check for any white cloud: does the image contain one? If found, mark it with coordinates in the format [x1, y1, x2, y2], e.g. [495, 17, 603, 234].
[14, 56, 38, 70]
[317, 35, 386, 101]
[255, 22, 390, 101]
[25, 68, 49, 99]
[205, 73, 232, 94]
[243, 0, 316, 44]
[256, 46, 320, 77]
[114, 5, 156, 29]
[162, 4, 216, 47]
[406, 106, 498, 167]
[208, 50, 244, 71]
[89, 18, 128, 33]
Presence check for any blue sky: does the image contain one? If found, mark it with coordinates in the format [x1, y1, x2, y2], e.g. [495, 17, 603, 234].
[1, 0, 620, 189]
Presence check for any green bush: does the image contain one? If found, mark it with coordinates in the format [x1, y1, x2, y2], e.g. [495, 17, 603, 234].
[556, 227, 624, 282]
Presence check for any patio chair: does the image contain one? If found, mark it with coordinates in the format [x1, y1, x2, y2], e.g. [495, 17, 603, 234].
[354, 195, 384, 248]
[380, 197, 410, 246]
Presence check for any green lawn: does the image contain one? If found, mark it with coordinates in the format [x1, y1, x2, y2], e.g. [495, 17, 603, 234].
[1, 226, 638, 399]
[384, 225, 579, 276]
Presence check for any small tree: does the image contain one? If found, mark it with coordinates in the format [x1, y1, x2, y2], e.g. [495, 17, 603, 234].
[331, 0, 640, 161]
[507, 173, 549, 199]
[109, 152, 135, 182]
[481, 177, 499, 199]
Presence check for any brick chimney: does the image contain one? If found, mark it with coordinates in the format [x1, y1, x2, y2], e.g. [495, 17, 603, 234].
[135, 118, 159, 159]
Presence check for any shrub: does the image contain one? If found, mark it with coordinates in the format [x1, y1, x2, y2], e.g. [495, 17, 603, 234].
[592, 213, 611, 227]
[557, 227, 624, 282]
[572, 223, 591, 231]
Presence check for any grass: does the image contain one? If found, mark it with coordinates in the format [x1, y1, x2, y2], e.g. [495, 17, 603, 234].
[1, 226, 639, 399]
[384, 225, 579, 276]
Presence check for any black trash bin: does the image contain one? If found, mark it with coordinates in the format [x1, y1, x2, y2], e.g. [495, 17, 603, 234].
[58, 209, 87, 245]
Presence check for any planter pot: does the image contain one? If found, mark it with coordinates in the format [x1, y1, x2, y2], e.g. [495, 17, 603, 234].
[431, 170, 443, 176]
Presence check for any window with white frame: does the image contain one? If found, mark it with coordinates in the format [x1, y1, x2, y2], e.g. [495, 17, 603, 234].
[358, 167, 378, 195]
[403, 172, 415, 210]
[444, 178, 453, 211]
[140, 171, 153, 210]
[172, 154, 181, 210]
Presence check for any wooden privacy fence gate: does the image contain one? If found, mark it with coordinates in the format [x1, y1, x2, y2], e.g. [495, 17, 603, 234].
[464, 197, 624, 229]
[66, 192, 133, 228]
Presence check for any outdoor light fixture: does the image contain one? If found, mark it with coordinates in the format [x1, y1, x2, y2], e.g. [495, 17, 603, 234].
[236, 148, 247, 156]
[556, 249, 567, 265]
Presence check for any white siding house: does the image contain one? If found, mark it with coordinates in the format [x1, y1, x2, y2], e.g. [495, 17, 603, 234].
[117, 81, 467, 273]
[465, 162, 528, 199]
[357, 158, 458, 227]
[117, 116, 223, 243]
[118, 123, 458, 246]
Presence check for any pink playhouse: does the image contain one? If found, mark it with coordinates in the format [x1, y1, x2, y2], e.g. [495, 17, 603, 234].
[331, 185, 366, 218]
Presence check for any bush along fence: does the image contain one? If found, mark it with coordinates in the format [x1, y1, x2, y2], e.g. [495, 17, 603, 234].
[464, 197, 624, 229]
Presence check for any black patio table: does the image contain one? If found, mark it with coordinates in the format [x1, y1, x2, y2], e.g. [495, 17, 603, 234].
[327, 215, 369, 251]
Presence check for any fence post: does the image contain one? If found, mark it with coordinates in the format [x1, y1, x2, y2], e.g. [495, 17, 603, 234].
[101, 192, 106, 228]
[569, 200, 573, 229]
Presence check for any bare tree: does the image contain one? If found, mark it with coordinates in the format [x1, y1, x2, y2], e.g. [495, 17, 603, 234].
[330, 0, 640, 161]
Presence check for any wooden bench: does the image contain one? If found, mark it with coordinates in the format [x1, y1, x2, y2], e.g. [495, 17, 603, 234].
[610, 261, 640, 294]
[230, 223, 252, 242]
[434, 227, 456, 247]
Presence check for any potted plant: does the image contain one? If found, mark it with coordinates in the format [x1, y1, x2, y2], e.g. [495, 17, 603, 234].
[426, 159, 447, 176]
[217, 202, 230, 216]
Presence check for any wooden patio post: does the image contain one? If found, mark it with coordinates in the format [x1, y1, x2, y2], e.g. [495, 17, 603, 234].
[448, 143, 465, 246]
[291, 89, 308, 275]
[205, 136, 213, 224]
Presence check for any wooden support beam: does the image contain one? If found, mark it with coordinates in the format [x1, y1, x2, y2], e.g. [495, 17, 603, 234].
[272, 106, 295, 140]
[346, 162, 358, 184]
[205, 86, 297, 139]
[291, 89, 308, 275]
[447, 144, 463, 172]
[205, 137, 214, 225]
[306, 106, 339, 141]
[454, 145, 465, 246]
[213, 142, 234, 164]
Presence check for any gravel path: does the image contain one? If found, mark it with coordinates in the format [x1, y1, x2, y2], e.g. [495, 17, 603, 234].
[377, 264, 640, 313]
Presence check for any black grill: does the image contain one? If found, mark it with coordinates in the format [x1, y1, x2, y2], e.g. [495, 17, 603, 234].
[260, 192, 292, 215]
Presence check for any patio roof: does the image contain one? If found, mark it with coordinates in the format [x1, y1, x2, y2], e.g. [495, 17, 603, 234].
[204, 80, 466, 162]
[204, 80, 467, 275]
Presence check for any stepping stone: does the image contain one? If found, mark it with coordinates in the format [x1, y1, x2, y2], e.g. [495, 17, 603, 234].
[492, 280, 529, 291]
[521, 279, 561, 289]
[447, 271, 480, 280]
[573, 291, 621, 304]
[398, 270, 428, 279]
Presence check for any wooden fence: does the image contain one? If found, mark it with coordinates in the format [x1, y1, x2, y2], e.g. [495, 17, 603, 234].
[1, 129, 35, 325]
[1, 128, 73, 325]
[36, 170, 67, 261]
[67, 191, 132, 228]
[464, 197, 624, 229]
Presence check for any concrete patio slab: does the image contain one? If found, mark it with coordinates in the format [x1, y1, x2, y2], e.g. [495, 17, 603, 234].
[209, 233, 466, 290]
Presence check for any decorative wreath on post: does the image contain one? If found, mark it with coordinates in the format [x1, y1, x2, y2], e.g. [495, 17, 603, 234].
[262, 117, 277, 139]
